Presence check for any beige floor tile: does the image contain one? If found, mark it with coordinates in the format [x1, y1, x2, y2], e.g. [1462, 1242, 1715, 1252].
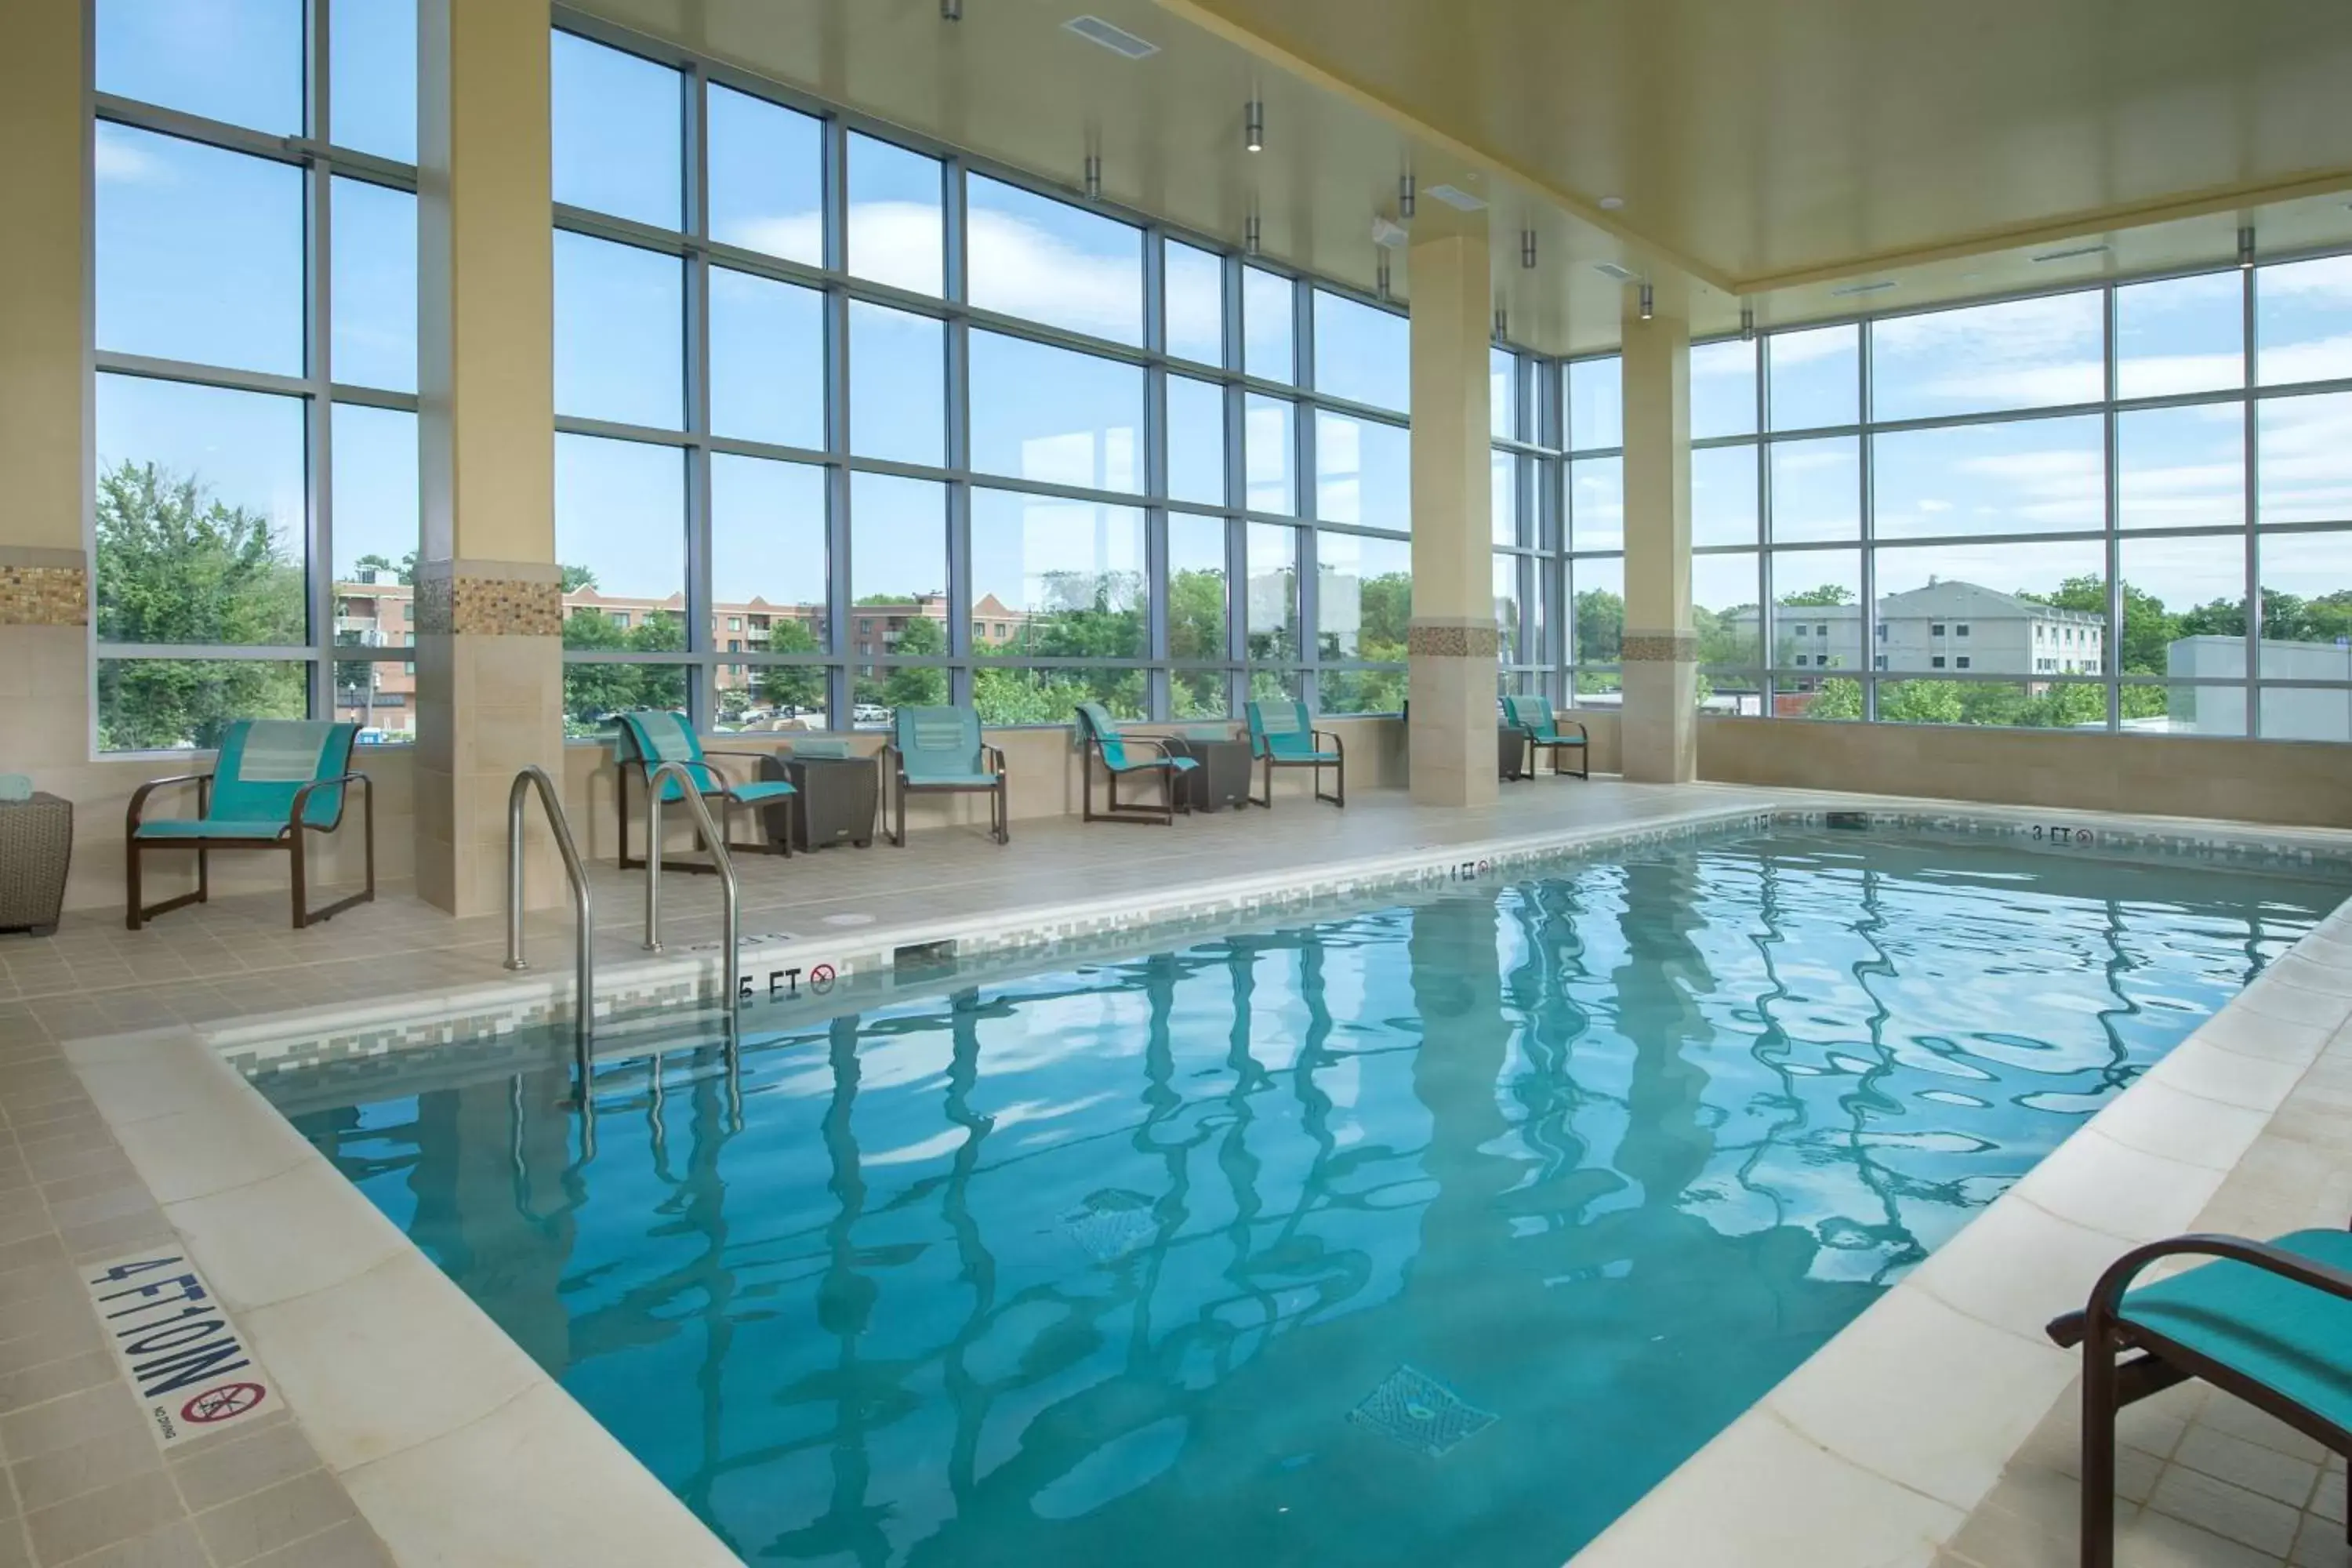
[245, 1518, 395, 1568]
[2175, 1425, 2325, 1509]
[2291, 1512, 2352, 1568]
[2148, 1464, 2307, 1558]
[23, 1468, 184, 1565]
[191, 1469, 358, 1566]
[57, 1521, 211, 1568]
[167, 1420, 321, 1513]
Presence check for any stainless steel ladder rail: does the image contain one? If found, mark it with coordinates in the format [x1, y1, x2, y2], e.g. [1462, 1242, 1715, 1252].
[504, 764, 597, 1086]
[641, 760, 742, 1018]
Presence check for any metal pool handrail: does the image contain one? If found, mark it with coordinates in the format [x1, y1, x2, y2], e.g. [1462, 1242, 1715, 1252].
[504, 765, 595, 1059]
[641, 760, 742, 1017]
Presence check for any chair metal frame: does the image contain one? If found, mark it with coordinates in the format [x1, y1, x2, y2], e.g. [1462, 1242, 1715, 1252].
[615, 744, 793, 874]
[1504, 698, 1592, 781]
[1076, 709, 1192, 827]
[125, 769, 376, 931]
[1247, 707, 1345, 810]
[881, 740, 1009, 847]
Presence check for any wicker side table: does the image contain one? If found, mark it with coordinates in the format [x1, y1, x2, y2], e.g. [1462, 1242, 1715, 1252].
[0, 793, 71, 937]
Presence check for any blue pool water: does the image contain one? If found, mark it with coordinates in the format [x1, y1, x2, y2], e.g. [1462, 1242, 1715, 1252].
[267, 830, 2350, 1566]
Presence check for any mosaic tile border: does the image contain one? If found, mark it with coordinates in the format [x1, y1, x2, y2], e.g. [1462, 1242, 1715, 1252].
[1405, 623, 1501, 659]
[413, 574, 564, 637]
[0, 562, 89, 627]
[1621, 632, 1698, 662]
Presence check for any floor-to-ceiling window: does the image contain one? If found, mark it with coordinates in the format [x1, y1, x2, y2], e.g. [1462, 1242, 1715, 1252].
[89, 0, 420, 751]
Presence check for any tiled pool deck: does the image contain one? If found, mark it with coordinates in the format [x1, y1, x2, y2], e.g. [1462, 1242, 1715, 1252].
[0, 777, 2344, 1566]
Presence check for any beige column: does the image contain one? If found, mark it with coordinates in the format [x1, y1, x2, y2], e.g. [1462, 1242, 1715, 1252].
[1405, 229, 1500, 808]
[1619, 293, 1696, 782]
[415, 0, 565, 915]
[0, 2, 94, 779]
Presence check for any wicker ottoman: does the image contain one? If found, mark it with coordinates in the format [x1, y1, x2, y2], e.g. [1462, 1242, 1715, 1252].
[0, 793, 71, 937]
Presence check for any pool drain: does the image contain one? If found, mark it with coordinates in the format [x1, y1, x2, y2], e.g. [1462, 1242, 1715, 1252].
[1347, 1366, 1495, 1457]
[1062, 1189, 1157, 1263]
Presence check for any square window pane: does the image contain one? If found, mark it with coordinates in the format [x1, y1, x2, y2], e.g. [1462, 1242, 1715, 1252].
[2118, 405, 2244, 529]
[1168, 514, 1228, 662]
[2257, 256, 2352, 387]
[550, 32, 681, 230]
[1167, 376, 1226, 507]
[1494, 555, 1524, 665]
[332, 641, 412, 741]
[556, 434, 684, 651]
[1769, 436, 1860, 543]
[1318, 667, 1409, 717]
[711, 455, 828, 724]
[1695, 552, 1761, 666]
[1249, 668, 1305, 705]
[2259, 532, 2352, 656]
[969, 332, 1142, 491]
[709, 268, 824, 449]
[2123, 681, 2243, 735]
[1875, 677, 2106, 729]
[967, 174, 1142, 344]
[1570, 456, 1624, 550]
[1492, 450, 1522, 546]
[1165, 241, 1225, 366]
[2119, 535, 2245, 681]
[1314, 412, 1409, 531]
[1572, 556, 1624, 666]
[100, 659, 307, 753]
[1873, 540, 2106, 677]
[706, 84, 822, 265]
[1246, 522, 1298, 660]
[1174, 670, 1229, 719]
[329, 403, 417, 589]
[1243, 268, 1294, 383]
[1490, 347, 1518, 440]
[1872, 416, 2103, 539]
[2117, 271, 2242, 399]
[330, 0, 417, 162]
[848, 473, 947, 636]
[96, 125, 304, 376]
[1767, 325, 1858, 431]
[98, 0, 303, 134]
[1771, 550, 1864, 714]
[1690, 339, 1757, 440]
[848, 302, 944, 466]
[852, 662, 946, 729]
[971, 490, 1145, 658]
[1569, 357, 1623, 451]
[554, 233, 683, 428]
[564, 665, 689, 739]
[1312, 292, 1408, 412]
[1246, 394, 1296, 514]
[973, 666, 1144, 726]
[1871, 292, 2103, 422]
[2256, 687, 2352, 742]
[2257, 392, 2352, 525]
[1316, 532, 1410, 662]
[1692, 443, 1758, 547]
[96, 375, 307, 647]
[848, 132, 942, 296]
[331, 177, 416, 392]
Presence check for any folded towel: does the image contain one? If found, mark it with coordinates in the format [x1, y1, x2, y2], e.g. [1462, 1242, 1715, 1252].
[791, 740, 851, 760]
[0, 775, 30, 803]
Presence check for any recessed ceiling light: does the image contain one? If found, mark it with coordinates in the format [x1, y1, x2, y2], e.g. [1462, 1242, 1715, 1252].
[1063, 15, 1159, 57]
[1591, 261, 1639, 282]
[1598, 195, 1625, 211]
[1425, 183, 1486, 212]
[1829, 280, 1898, 296]
[2031, 243, 2109, 263]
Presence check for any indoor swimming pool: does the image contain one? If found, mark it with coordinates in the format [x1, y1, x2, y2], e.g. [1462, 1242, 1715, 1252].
[260, 828, 2352, 1566]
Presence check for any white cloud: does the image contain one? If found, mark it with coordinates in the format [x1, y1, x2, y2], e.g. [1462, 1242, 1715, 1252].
[93, 123, 166, 185]
[966, 206, 1143, 341]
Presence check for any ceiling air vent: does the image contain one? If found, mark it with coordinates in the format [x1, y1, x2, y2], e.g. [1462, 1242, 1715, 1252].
[1829, 279, 1898, 296]
[1425, 183, 1486, 212]
[1591, 261, 1639, 282]
[2031, 242, 2109, 263]
[1064, 15, 1160, 58]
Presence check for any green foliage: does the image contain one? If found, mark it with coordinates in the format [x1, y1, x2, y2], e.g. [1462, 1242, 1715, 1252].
[559, 605, 687, 736]
[1573, 588, 1623, 664]
[1779, 583, 1854, 607]
[1167, 568, 1227, 661]
[754, 619, 826, 713]
[559, 563, 599, 592]
[1802, 677, 1864, 720]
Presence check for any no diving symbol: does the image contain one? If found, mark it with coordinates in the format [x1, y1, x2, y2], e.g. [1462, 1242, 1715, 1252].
[810, 963, 837, 994]
[183, 1383, 266, 1425]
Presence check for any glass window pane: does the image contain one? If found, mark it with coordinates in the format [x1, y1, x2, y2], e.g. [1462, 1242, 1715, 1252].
[1573, 556, 1624, 667]
[1694, 553, 1761, 666]
[972, 666, 1144, 725]
[2257, 392, 2352, 525]
[100, 659, 307, 753]
[1165, 241, 1225, 367]
[1873, 540, 2106, 680]
[329, 0, 416, 162]
[2119, 535, 2245, 688]
[971, 490, 1146, 658]
[556, 434, 684, 653]
[1570, 456, 1624, 550]
[564, 664, 689, 739]
[1316, 532, 1410, 662]
[2257, 256, 2352, 388]
[1692, 444, 1758, 548]
[1568, 356, 1622, 451]
[1168, 514, 1228, 664]
[553, 233, 682, 428]
[848, 302, 944, 466]
[1767, 325, 1858, 431]
[1172, 666, 1229, 720]
[1769, 437, 1860, 543]
[96, 125, 304, 376]
[96, 375, 307, 648]
[97, 0, 303, 134]
[709, 268, 824, 449]
[2259, 532, 2352, 650]
[706, 85, 822, 265]
[968, 333, 1142, 492]
[1312, 292, 1408, 412]
[2118, 405, 2244, 530]
[550, 32, 681, 230]
[1770, 549, 1864, 720]
[1246, 523, 1298, 660]
[1872, 416, 2104, 539]
[1871, 292, 2104, 422]
[1875, 677, 2106, 729]
[1167, 376, 1226, 507]
[711, 454, 828, 728]
[967, 175, 1142, 345]
[2117, 272, 2243, 399]
[1313, 412, 1409, 531]
[1492, 450, 1521, 546]
[1243, 268, 1294, 383]
[1494, 555, 1523, 666]
[1245, 395, 1296, 514]
[848, 472, 948, 636]
[1690, 339, 1757, 441]
[2256, 687, 2352, 742]
[1490, 348, 1518, 440]
[330, 177, 416, 392]
[329, 403, 417, 587]
[847, 132, 942, 296]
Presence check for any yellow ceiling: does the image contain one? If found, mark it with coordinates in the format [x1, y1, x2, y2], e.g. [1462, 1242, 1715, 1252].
[571, 0, 2352, 354]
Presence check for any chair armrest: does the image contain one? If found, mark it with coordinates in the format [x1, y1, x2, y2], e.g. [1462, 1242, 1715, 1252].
[882, 742, 903, 782]
[126, 772, 212, 833]
[1565, 719, 1589, 743]
[697, 747, 776, 788]
[1313, 728, 1345, 757]
[982, 743, 1007, 776]
[2053, 1232, 2352, 1348]
[290, 771, 368, 833]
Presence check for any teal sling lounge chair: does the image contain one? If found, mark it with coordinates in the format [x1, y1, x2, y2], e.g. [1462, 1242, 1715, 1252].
[125, 719, 374, 931]
[1502, 694, 1592, 781]
[884, 706, 1007, 847]
[613, 710, 797, 872]
[1075, 702, 1196, 826]
[2047, 1223, 2352, 1568]
[1244, 699, 1344, 809]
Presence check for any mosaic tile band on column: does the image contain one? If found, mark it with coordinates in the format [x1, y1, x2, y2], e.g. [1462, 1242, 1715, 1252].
[0, 563, 89, 627]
